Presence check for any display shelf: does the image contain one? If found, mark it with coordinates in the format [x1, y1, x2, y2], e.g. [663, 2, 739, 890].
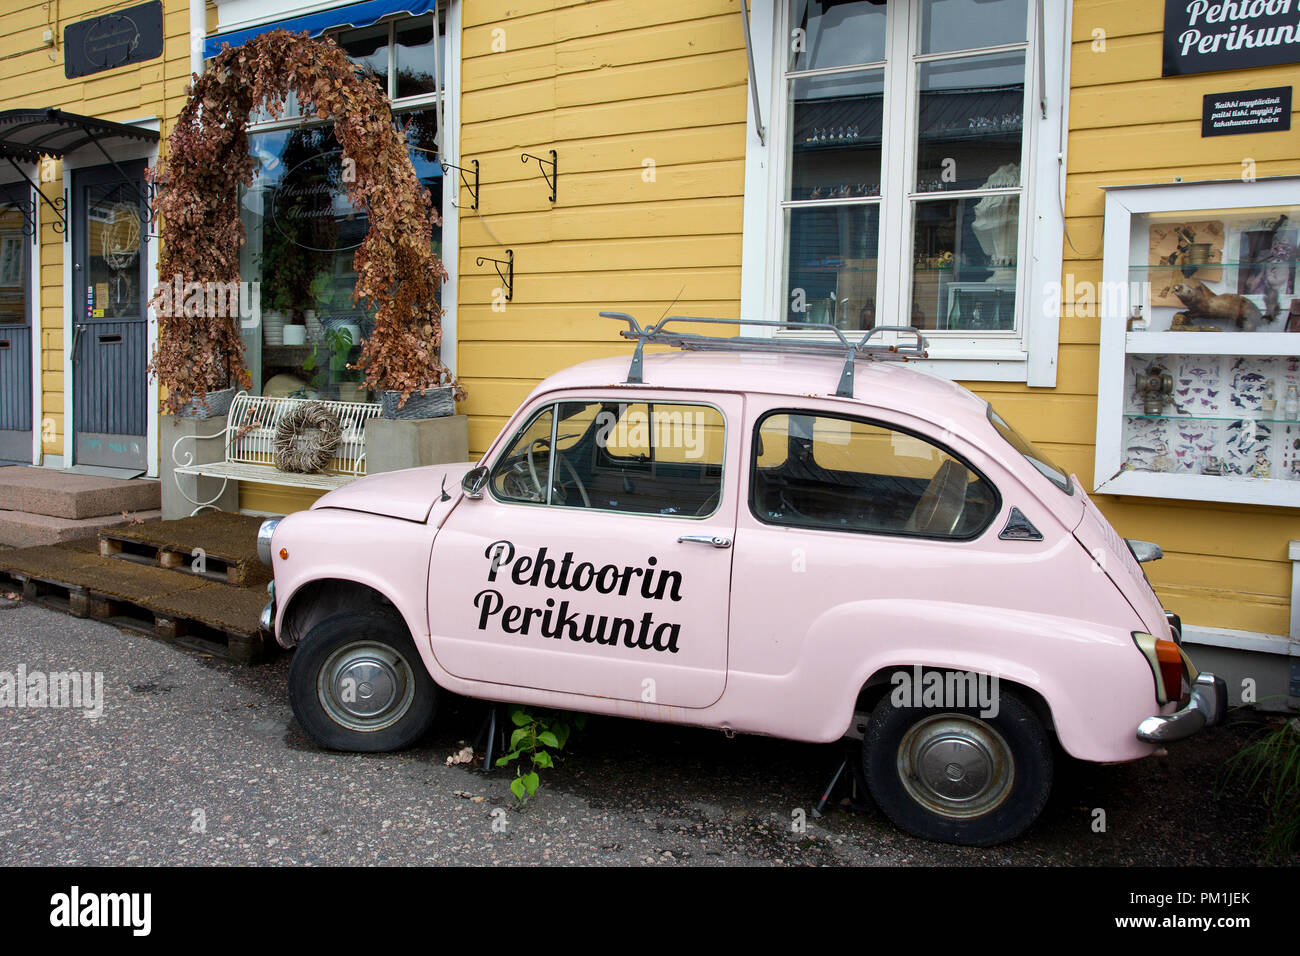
[1096, 177, 1300, 507]
[1124, 412, 1300, 426]
[1126, 331, 1300, 355]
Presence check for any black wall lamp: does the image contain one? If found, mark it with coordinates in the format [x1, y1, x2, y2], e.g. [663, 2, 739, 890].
[521, 150, 557, 203]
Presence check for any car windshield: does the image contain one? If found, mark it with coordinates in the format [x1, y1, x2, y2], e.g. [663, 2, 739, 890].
[987, 405, 1073, 495]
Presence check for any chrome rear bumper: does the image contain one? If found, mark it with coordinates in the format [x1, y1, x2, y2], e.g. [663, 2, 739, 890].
[1137, 672, 1227, 743]
[259, 580, 275, 635]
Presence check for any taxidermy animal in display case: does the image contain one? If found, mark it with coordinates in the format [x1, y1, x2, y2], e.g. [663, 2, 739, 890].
[1168, 280, 1270, 332]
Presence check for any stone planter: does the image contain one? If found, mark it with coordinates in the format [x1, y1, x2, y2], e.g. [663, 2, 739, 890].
[177, 385, 236, 420]
[161, 412, 238, 519]
[365, 414, 469, 474]
[381, 386, 455, 420]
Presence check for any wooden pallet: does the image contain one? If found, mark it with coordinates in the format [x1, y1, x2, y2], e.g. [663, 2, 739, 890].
[97, 532, 253, 586]
[0, 568, 268, 664]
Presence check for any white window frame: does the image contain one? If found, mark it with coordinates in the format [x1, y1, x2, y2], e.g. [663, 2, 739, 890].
[740, 0, 1070, 386]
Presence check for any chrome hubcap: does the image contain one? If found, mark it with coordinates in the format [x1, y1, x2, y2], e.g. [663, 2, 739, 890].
[898, 714, 1014, 819]
[318, 641, 415, 733]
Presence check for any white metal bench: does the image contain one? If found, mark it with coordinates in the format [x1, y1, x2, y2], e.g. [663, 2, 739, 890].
[171, 392, 382, 513]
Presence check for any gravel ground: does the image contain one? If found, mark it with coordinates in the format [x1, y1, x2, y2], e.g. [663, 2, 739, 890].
[0, 599, 1292, 866]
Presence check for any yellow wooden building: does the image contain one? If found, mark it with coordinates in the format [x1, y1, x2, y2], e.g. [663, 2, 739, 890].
[1, 0, 1297, 703]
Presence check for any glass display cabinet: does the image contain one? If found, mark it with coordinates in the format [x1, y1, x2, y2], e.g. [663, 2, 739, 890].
[1095, 177, 1300, 507]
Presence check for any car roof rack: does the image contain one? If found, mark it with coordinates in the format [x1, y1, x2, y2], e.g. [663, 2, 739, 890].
[599, 312, 928, 399]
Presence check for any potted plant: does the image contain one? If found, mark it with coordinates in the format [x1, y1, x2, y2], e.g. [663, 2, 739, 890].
[305, 326, 367, 403]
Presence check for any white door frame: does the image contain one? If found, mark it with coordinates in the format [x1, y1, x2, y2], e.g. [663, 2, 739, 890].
[60, 120, 161, 477]
[0, 161, 42, 465]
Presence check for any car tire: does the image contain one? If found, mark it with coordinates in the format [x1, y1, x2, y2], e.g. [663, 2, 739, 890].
[862, 680, 1052, 846]
[289, 608, 438, 752]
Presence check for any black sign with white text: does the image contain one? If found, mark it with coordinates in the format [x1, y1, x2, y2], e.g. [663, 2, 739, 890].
[1163, 1, 1300, 76]
[1202, 85, 1293, 134]
[64, 1, 163, 79]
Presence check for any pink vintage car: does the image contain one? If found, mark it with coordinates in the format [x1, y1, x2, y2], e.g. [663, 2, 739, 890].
[258, 316, 1225, 845]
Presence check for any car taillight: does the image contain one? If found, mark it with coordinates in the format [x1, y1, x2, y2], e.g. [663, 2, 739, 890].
[1132, 632, 1185, 705]
[1155, 639, 1183, 704]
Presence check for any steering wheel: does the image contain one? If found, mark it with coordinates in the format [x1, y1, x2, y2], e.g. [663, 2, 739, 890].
[905, 459, 968, 535]
[525, 438, 591, 508]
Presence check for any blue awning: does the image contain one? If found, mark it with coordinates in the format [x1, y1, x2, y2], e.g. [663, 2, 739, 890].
[203, 0, 436, 59]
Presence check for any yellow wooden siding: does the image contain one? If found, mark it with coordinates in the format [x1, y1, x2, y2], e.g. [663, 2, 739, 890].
[0, 0, 198, 457]
[240, 484, 327, 516]
[1036, 0, 1300, 634]
[455, 0, 748, 466]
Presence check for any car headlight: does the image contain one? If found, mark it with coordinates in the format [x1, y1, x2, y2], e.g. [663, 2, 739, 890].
[257, 518, 281, 566]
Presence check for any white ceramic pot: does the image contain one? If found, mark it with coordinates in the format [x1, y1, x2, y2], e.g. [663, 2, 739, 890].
[282, 324, 306, 346]
[336, 323, 362, 347]
[262, 310, 285, 347]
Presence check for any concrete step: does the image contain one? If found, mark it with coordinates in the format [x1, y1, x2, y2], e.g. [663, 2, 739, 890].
[0, 509, 163, 548]
[0, 466, 161, 519]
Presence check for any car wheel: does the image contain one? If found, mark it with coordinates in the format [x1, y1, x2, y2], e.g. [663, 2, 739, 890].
[289, 609, 437, 752]
[862, 683, 1052, 846]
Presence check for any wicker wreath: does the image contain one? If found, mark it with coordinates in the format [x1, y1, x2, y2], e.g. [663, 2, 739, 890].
[273, 403, 342, 473]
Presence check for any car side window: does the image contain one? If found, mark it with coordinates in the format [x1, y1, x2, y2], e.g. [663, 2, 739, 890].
[751, 412, 998, 539]
[490, 399, 726, 517]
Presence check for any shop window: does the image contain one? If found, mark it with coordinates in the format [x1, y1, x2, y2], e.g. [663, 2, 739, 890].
[236, 10, 448, 401]
[750, 0, 1064, 380]
[247, 12, 446, 124]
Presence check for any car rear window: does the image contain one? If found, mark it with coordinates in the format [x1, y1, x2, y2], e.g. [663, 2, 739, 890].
[987, 405, 1073, 494]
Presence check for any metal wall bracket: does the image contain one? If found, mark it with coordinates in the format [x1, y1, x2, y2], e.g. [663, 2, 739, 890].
[477, 250, 514, 302]
[521, 150, 557, 203]
[441, 158, 480, 209]
[7, 191, 35, 238]
[4, 156, 66, 236]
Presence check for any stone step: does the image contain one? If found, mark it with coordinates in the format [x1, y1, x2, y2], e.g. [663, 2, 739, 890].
[0, 509, 162, 548]
[0, 466, 161, 519]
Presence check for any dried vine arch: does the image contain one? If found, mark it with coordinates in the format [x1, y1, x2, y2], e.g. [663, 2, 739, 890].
[150, 29, 461, 414]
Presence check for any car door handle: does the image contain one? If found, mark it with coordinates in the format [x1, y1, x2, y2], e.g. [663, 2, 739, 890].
[678, 534, 731, 549]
